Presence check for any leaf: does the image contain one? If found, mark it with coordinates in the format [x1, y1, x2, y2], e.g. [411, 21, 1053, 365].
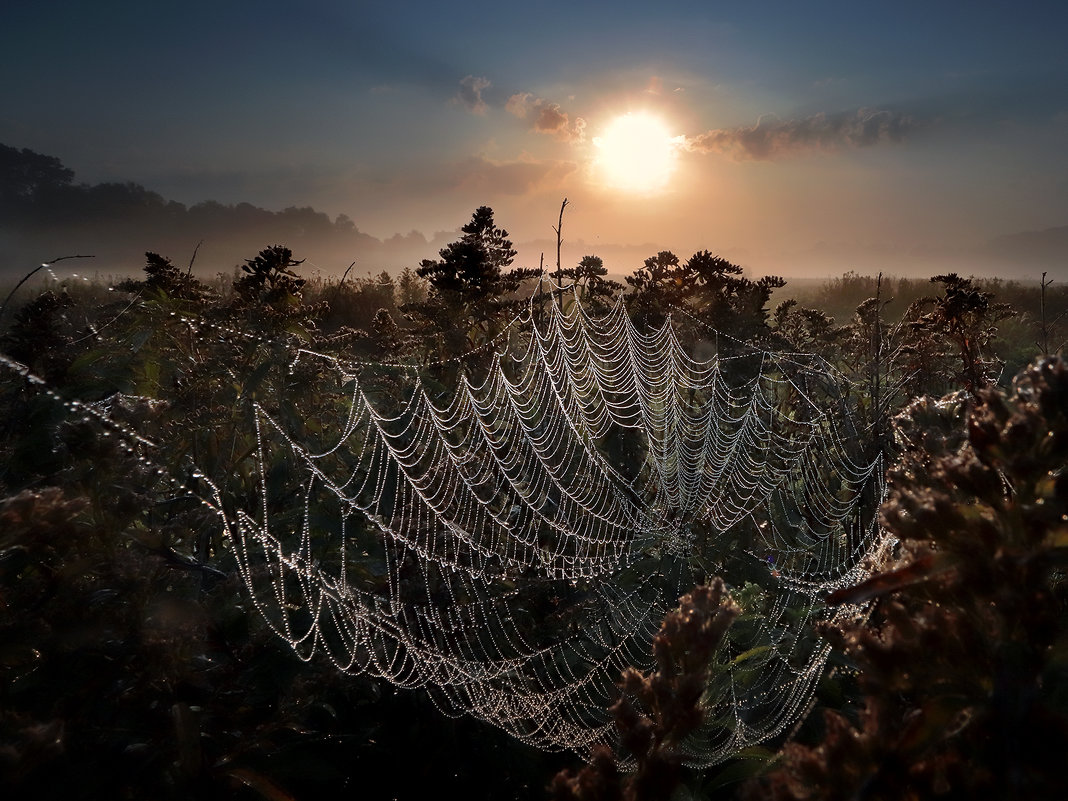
[825, 551, 957, 606]
[171, 702, 202, 779]
[704, 746, 776, 791]
[226, 767, 297, 801]
[284, 322, 311, 341]
[898, 696, 973, 757]
[1046, 524, 1068, 549]
[731, 645, 774, 666]
[140, 357, 160, 391]
[241, 361, 274, 399]
[0, 642, 41, 669]
[68, 348, 109, 372]
[129, 328, 153, 354]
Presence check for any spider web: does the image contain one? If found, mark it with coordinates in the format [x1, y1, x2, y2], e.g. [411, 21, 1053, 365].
[200, 283, 888, 765]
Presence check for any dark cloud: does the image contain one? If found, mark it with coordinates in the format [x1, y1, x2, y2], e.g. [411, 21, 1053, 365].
[685, 108, 917, 160]
[506, 92, 586, 143]
[457, 75, 491, 115]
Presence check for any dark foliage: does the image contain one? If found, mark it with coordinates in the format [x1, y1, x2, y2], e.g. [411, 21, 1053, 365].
[409, 206, 539, 360]
[0, 289, 76, 379]
[1, 207, 1064, 800]
[624, 249, 784, 343]
[0, 237, 567, 800]
[557, 255, 624, 312]
[0, 482, 562, 800]
[115, 252, 216, 305]
[902, 273, 1015, 396]
[552, 580, 740, 801]
[744, 357, 1068, 800]
[0, 143, 74, 215]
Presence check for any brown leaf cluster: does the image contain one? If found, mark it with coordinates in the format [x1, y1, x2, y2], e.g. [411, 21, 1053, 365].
[745, 357, 1068, 800]
[552, 579, 740, 801]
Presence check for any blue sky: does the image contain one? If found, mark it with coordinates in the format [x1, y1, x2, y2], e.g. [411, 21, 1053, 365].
[3, 1, 1067, 277]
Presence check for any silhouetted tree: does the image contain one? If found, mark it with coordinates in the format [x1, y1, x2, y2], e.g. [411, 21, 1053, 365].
[115, 252, 214, 304]
[411, 206, 539, 357]
[228, 245, 326, 333]
[0, 144, 74, 216]
[559, 255, 623, 312]
[0, 289, 75, 381]
[625, 250, 682, 328]
[902, 274, 1014, 397]
[772, 299, 848, 357]
[626, 249, 784, 344]
[397, 265, 428, 307]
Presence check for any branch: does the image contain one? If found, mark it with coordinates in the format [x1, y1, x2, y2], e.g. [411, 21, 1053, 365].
[186, 240, 203, 275]
[552, 198, 569, 276]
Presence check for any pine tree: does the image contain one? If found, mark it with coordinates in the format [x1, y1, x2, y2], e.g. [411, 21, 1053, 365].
[412, 206, 539, 356]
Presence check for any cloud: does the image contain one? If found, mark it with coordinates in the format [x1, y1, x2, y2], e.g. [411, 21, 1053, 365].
[453, 154, 579, 195]
[506, 92, 586, 143]
[457, 75, 491, 115]
[358, 153, 577, 200]
[505, 92, 534, 118]
[684, 108, 917, 160]
[533, 103, 586, 142]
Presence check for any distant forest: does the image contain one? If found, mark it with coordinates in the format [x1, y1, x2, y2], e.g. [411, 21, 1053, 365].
[0, 143, 448, 278]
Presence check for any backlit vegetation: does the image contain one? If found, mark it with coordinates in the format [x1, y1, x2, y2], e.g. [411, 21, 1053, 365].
[1, 203, 1066, 800]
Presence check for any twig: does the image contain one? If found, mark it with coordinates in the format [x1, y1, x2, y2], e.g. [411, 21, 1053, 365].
[186, 240, 203, 275]
[341, 261, 356, 284]
[149, 542, 228, 580]
[67, 290, 144, 346]
[0, 254, 95, 324]
[551, 198, 568, 279]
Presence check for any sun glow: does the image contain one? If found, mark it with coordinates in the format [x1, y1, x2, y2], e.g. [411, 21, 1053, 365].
[593, 111, 680, 194]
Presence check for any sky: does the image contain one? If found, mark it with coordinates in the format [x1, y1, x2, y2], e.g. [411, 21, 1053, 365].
[3, 0, 1068, 279]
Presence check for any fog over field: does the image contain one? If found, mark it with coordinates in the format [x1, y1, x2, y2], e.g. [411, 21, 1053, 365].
[3, 143, 1066, 285]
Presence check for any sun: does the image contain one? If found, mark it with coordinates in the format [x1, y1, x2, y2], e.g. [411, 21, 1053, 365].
[593, 111, 680, 194]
